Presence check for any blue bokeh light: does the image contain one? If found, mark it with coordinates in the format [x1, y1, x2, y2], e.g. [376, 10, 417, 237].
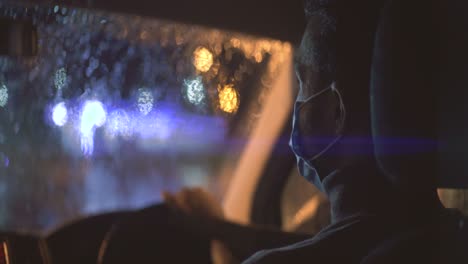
[52, 102, 68, 126]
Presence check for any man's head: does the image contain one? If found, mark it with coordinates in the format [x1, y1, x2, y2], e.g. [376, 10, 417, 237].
[291, 0, 385, 188]
[295, 5, 336, 102]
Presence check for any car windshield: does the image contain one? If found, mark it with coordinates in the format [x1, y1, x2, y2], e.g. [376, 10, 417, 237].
[0, 1, 292, 233]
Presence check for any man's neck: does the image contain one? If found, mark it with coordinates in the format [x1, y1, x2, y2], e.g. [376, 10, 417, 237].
[322, 160, 443, 223]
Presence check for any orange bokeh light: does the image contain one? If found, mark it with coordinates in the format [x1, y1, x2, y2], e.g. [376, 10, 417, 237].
[193, 46, 214, 72]
[218, 84, 239, 114]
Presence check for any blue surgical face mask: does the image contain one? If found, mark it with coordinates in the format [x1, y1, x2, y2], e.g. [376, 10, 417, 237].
[289, 84, 346, 191]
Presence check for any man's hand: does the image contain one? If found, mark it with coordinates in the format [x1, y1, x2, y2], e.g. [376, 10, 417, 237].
[162, 187, 224, 220]
[162, 188, 239, 264]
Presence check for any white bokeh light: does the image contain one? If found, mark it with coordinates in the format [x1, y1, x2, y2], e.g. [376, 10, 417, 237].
[52, 102, 68, 126]
[80, 100, 107, 156]
[0, 84, 8, 107]
[137, 88, 154, 115]
[54, 67, 67, 91]
[184, 77, 205, 105]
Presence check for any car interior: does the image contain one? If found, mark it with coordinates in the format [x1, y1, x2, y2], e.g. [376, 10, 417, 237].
[0, 0, 467, 263]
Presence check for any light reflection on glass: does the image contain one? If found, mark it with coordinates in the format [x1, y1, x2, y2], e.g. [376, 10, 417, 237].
[139, 30, 148, 40]
[254, 52, 263, 63]
[135, 111, 172, 141]
[137, 88, 154, 116]
[180, 165, 209, 187]
[52, 102, 68, 126]
[0, 84, 8, 107]
[193, 46, 213, 72]
[218, 84, 239, 114]
[105, 109, 132, 139]
[80, 100, 107, 156]
[184, 76, 205, 106]
[230, 38, 241, 48]
[0, 152, 9, 168]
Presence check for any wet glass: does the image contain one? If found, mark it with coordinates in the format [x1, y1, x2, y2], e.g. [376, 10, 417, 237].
[0, 1, 292, 233]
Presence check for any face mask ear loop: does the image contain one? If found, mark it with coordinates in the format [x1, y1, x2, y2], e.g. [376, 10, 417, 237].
[332, 85, 347, 132]
[297, 86, 332, 111]
[305, 134, 344, 162]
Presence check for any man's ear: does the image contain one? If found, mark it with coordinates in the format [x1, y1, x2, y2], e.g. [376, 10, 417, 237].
[331, 81, 346, 133]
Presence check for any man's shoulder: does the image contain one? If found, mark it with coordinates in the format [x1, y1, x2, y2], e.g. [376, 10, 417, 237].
[242, 214, 376, 264]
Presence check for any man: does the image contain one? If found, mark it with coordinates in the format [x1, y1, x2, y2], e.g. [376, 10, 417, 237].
[118, 1, 468, 263]
[242, 0, 468, 263]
